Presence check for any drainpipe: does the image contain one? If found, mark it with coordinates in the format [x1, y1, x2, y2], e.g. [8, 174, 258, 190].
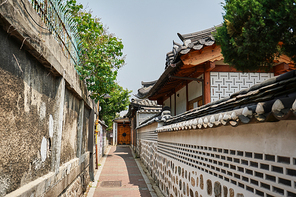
[95, 99, 100, 170]
[88, 106, 95, 181]
[95, 119, 99, 169]
[94, 94, 110, 170]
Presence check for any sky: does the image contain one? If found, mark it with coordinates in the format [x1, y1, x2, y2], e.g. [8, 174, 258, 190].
[76, 0, 225, 97]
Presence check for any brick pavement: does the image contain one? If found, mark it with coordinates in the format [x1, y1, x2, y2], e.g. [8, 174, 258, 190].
[93, 146, 153, 197]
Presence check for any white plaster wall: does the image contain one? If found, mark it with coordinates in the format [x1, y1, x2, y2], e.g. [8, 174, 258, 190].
[164, 95, 176, 116]
[158, 120, 296, 157]
[138, 122, 158, 134]
[163, 97, 170, 109]
[137, 122, 158, 157]
[155, 120, 296, 197]
[171, 95, 175, 116]
[112, 122, 117, 145]
[156, 155, 250, 197]
[210, 72, 274, 102]
[176, 88, 186, 115]
[164, 75, 203, 116]
[137, 112, 157, 128]
[188, 81, 203, 101]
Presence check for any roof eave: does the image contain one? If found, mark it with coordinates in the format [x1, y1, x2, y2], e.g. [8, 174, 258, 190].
[147, 61, 183, 100]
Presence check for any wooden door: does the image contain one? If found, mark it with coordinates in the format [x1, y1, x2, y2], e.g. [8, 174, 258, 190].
[117, 124, 131, 145]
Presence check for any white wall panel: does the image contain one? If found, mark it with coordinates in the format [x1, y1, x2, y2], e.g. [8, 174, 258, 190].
[188, 81, 203, 101]
[210, 72, 274, 102]
[176, 87, 186, 115]
[164, 97, 170, 109]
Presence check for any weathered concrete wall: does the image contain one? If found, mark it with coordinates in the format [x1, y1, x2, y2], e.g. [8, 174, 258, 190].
[0, 26, 57, 194]
[138, 120, 296, 197]
[0, 0, 95, 196]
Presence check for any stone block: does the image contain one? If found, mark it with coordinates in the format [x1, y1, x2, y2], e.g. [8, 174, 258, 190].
[200, 174, 204, 190]
[189, 189, 194, 197]
[191, 177, 195, 186]
[223, 185, 228, 197]
[207, 179, 212, 196]
[229, 188, 234, 197]
[214, 181, 221, 197]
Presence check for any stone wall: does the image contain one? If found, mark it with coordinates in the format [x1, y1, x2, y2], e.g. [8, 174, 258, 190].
[0, 0, 95, 196]
[137, 123, 159, 184]
[138, 120, 296, 197]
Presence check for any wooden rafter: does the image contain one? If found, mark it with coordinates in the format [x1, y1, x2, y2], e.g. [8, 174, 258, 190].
[180, 46, 222, 66]
[273, 63, 290, 76]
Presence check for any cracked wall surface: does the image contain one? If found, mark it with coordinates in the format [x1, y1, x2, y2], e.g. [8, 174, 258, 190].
[0, 1, 94, 196]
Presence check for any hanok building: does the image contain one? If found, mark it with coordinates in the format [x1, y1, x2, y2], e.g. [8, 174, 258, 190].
[112, 98, 162, 147]
[135, 25, 296, 197]
[126, 98, 162, 151]
[113, 117, 131, 145]
[137, 25, 295, 116]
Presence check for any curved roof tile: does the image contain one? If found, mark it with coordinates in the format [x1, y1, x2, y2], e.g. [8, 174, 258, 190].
[165, 24, 222, 69]
[154, 70, 296, 132]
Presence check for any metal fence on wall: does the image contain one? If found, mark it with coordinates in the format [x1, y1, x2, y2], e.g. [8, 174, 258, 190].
[30, 0, 80, 65]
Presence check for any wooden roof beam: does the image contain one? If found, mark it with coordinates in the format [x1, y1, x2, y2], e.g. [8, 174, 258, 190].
[180, 46, 222, 66]
[169, 75, 204, 82]
[181, 64, 205, 71]
[205, 61, 215, 71]
[273, 62, 290, 76]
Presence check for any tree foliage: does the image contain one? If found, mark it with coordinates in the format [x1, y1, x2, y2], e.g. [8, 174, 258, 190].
[215, 0, 296, 72]
[99, 84, 130, 127]
[65, 0, 131, 127]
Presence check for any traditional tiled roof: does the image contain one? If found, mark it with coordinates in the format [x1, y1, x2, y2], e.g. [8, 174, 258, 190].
[141, 80, 158, 87]
[135, 84, 154, 99]
[136, 25, 222, 100]
[126, 99, 162, 118]
[165, 24, 222, 69]
[137, 107, 163, 114]
[155, 70, 296, 132]
[113, 117, 130, 123]
[135, 61, 183, 99]
[135, 80, 157, 99]
[99, 120, 108, 128]
[130, 98, 160, 107]
[137, 107, 171, 129]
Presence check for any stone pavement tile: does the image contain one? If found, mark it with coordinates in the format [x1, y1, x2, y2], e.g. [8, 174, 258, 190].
[93, 189, 151, 197]
[93, 146, 152, 197]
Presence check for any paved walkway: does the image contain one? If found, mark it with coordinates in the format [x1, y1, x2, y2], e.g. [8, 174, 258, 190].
[91, 146, 156, 197]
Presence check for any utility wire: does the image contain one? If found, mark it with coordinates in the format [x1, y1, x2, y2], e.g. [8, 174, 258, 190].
[20, 0, 49, 31]
[0, 0, 8, 6]
[19, 0, 80, 65]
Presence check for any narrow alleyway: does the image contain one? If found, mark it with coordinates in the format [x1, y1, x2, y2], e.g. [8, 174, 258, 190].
[90, 146, 158, 197]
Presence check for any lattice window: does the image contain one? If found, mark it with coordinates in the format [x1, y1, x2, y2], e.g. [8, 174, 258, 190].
[210, 72, 274, 102]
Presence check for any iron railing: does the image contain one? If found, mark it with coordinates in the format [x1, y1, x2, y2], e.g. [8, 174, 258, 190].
[30, 0, 80, 65]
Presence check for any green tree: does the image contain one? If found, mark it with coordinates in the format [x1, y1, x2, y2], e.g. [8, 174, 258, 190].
[99, 84, 131, 128]
[215, 0, 296, 72]
[65, 0, 130, 127]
